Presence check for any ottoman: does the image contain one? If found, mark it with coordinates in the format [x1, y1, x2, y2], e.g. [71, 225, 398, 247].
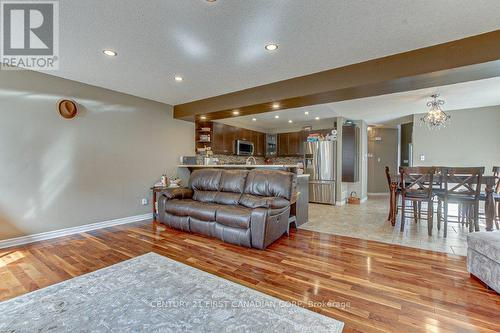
[467, 232, 500, 293]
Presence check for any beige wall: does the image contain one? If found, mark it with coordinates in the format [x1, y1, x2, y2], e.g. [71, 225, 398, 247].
[412, 106, 500, 172]
[0, 70, 194, 240]
[367, 128, 398, 193]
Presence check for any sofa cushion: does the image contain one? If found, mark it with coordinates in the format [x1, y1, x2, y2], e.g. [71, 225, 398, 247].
[193, 190, 217, 203]
[239, 194, 290, 209]
[164, 199, 194, 216]
[220, 170, 248, 193]
[467, 232, 500, 263]
[216, 205, 252, 229]
[165, 199, 218, 221]
[244, 169, 294, 200]
[214, 192, 242, 205]
[190, 169, 222, 191]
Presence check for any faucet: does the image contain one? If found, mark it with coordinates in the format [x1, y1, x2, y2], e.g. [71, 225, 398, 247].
[246, 156, 257, 165]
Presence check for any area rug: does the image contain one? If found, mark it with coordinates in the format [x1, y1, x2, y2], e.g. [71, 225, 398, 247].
[0, 252, 344, 332]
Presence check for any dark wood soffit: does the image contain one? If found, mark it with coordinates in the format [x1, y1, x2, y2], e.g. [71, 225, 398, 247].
[174, 29, 500, 121]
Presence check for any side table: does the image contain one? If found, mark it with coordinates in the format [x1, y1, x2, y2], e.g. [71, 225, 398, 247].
[150, 185, 169, 221]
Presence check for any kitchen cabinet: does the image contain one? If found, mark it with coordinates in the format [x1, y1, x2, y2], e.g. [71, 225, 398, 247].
[278, 133, 289, 156]
[212, 122, 224, 153]
[255, 132, 265, 156]
[342, 125, 359, 182]
[209, 122, 265, 156]
[277, 131, 304, 157]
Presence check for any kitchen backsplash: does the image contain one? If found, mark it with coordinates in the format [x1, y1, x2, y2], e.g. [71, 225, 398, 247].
[196, 154, 303, 165]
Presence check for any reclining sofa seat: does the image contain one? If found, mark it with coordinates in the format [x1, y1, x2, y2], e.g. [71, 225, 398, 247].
[157, 169, 295, 249]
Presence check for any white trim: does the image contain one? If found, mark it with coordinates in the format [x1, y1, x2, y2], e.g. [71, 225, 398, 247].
[0, 213, 152, 249]
[335, 200, 347, 206]
[360, 197, 368, 203]
[367, 192, 390, 195]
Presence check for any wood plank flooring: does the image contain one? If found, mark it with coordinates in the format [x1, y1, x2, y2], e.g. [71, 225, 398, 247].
[0, 220, 499, 332]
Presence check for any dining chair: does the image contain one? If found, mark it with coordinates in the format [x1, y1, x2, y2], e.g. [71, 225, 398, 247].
[436, 167, 484, 237]
[399, 167, 435, 235]
[385, 166, 399, 222]
[490, 166, 499, 228]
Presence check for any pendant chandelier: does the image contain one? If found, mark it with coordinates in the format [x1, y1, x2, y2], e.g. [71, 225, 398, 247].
[420, 94, 450, 130]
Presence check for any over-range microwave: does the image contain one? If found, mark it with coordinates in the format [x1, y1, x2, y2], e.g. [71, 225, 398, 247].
[234, 140, 254, 156]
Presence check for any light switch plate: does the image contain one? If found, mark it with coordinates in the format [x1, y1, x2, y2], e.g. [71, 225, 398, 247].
[420, 154, 426, 161]
[141, 198, 148, 205]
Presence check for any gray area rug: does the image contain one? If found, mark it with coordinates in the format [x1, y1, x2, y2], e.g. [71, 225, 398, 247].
[0, 252, 344, 332]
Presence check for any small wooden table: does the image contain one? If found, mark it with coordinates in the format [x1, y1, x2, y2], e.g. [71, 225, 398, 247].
[150, 185, 170, 221]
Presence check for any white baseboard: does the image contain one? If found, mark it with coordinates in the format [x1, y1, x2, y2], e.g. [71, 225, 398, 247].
[360, 197, 368, 203]
[335, 200, 347, 206]
[0, 213, 153, 249]
[367, 192, 390, 196]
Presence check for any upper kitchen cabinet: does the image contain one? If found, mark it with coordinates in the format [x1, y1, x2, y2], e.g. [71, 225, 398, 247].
[210, 122, 265, 156]
[277, 131, 304, 157]
[212, 122, 235, 154]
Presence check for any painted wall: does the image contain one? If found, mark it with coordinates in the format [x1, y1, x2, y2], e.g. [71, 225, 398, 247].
[0, 70, 194, 240]
[367, 128, 398, 193]
[412, 106, 500, 172]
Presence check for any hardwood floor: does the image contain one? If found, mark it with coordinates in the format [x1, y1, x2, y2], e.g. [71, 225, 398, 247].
[1, 220, 499, 333]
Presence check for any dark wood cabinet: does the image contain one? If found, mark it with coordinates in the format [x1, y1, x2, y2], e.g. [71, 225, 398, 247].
[278, 133, 289, 156]
[255, 132, 265, 156]
[342, 126, 359, 182]
[277, 131, 304, 157]
[209, 122, 265, 156]
[288, 131, 302, 156]
[212, 122, 224, 154]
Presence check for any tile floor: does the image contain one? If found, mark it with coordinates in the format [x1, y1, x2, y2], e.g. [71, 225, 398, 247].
[300, 195, 491, 256]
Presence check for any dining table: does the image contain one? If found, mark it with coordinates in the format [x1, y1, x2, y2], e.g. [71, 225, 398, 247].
[389, 174, 498, 231]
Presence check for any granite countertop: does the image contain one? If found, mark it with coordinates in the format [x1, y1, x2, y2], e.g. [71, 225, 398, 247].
[178, 164, 299, 168]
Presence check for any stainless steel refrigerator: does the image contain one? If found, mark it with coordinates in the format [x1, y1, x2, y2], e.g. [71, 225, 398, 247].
[304, 141, 336, 205]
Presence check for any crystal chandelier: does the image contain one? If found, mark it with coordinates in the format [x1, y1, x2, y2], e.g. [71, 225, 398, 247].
[420, 94, 450, 130]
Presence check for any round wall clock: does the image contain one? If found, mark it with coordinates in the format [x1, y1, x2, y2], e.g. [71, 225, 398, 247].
[57, 99, 78, 119]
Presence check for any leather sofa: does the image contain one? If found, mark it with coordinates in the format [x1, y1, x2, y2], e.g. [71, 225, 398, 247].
[157, 169, 296, 249]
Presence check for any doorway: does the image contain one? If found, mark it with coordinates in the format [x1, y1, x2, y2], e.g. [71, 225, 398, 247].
[367, 127, 398, 193]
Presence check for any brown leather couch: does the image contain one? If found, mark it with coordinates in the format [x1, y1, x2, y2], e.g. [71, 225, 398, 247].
[157, 169, 295, 249]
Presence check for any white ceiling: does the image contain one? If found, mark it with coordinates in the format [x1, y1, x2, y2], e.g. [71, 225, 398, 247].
[43, 0, 500, 105]
[217, 77, 500, 132]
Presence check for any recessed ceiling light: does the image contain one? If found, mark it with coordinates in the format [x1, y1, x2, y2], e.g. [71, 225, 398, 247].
[232, 110, 240, 115]
[288, 120, 293, 123]
[304, 111, 309, 115]
[265, 43, 278, 51]
[252, 118, 257, 121]
[174, 75, 183, 82]
[315, 117, 320, 120]
[200, 115, 206, 120]
[102, 49, 117, 57]
[272, 102, 280, 109]
[274, 115, 279, 119]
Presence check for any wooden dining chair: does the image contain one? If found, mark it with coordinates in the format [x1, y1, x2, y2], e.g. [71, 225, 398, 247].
[492, 166, 499, 228]
[399, 167, 435, 235]
[436, 167, 484, 237]
[385, 166, 399, 222]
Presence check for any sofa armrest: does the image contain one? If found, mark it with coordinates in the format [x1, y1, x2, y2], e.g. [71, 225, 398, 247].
[159, 187, 193, 200]
[156, 188, 193, 223]
[250, 206, 290, 249]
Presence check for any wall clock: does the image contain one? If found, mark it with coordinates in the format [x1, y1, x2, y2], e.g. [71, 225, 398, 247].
[57, 99, 78, 119]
